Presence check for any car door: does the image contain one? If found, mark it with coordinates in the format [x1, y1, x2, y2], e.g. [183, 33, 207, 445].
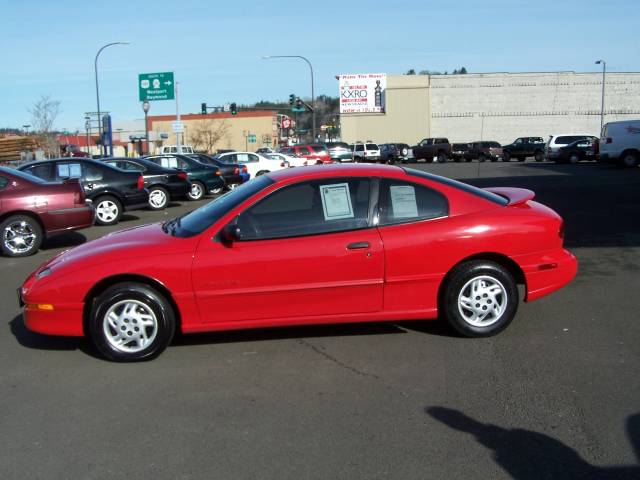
[191, 177, 384, 324]
[375, 178, 450, 314]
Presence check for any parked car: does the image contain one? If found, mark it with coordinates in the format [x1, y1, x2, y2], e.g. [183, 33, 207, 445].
[0, 167, 94, 257]
[20, 164, 577, 361]
[553, 138, 598, 164]
[281, 144, 332, 164]
[255, 147, 276, 155]
[264, 152, 307, 168]
[188, 153, 249, 191]
[143, 154, 224, 201]
[546, 134, 596, 161]
[160, 145, 194, 155]
[412, 138, 451, 163]
[465, 141, 504, 162]
[214, 151, 289, 178]
[324, 142, 354, 162]
[451, 143, 471, 162]
[501, 137, 546, 162]
[101, 158, 191, 210]
[379, 143, 412, 164]
[599, 120, 640, 167]
[352, 142, 381, 162]
[18, 158, 148, 226]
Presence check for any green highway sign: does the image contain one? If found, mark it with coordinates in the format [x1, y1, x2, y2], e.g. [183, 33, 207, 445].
[248, 134, 257, 143]
[139, 72, 174, 101]
[291, 106, 306, 113]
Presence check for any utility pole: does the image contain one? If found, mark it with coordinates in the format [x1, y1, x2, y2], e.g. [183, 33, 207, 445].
[175, 81, 181, 148]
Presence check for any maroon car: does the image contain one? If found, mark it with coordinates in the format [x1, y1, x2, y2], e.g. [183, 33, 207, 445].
[0, 166, 94, 257]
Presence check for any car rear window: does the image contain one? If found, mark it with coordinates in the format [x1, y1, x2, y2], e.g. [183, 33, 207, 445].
[12, 167, 48, 183]
[365, 144, 379, 150]
[311, 145, 327, 153]
[404, 168, 508, 206]
[452, 143, 469, 150]
[556, 135, 588, 145]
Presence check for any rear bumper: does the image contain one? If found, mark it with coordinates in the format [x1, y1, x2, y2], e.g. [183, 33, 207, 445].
[517, 248, 578, 302]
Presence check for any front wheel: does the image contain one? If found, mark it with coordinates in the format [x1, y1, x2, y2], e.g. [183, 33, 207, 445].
[187, 181, 205, 201]
[442, 261, 518, 337]
[534, 151, 544, 162]
[437, 153, 447, 163]
[569, 154, 580, 164]
[94, 195, 122, 226]
[89, 282, 176, 362]
[478, 154, 486, 163]
[0, 215, 43, 257]
[502, 151, 511, 162]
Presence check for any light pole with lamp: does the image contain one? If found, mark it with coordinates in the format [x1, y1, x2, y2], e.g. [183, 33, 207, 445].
[85, 119, 91, 157]
[142, 100, 150, 155]
[595, 59, 606, 134]
[95, 41, 130, 156]
[262, 55, 315, 142]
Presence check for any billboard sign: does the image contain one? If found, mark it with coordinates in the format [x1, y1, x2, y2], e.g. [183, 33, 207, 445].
[338, 73, 386, 114]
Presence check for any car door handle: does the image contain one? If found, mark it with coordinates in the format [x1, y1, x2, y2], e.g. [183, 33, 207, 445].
[347, 241, 370, 250]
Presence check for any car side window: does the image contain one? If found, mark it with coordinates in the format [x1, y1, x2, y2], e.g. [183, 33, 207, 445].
[24, 164, 54, 181]
[178, 159, 190, 169]
[237, 178, 371, 241]
[355, 144, 364, 152]
[158, 156, 179, 169]
[84, 165, 103, 182]
[0, 176, 8, 190]
[378, 179, 448, 226]
[248, 154, 260, 163]
[122, 161, 144, 172]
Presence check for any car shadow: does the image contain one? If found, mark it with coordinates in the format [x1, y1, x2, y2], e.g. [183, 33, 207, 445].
[171, 321, 408, 347]
[9, 314, 99, 358]
[426, 406, 640, 479]
[40, 231, 87, 251]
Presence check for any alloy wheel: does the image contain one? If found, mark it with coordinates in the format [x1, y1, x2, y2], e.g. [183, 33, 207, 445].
[457, 275, 508, 327]
[3, 220, 37, 255]
[102, 299, 159, 353]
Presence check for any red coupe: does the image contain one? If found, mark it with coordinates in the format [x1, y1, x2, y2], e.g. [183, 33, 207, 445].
[1, 166, 94, 257]
[20, 165, 577, 361]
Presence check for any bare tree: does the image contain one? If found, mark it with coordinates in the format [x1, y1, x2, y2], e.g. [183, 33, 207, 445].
[190, 119, 230, 153]
[29, 95, 61, 158]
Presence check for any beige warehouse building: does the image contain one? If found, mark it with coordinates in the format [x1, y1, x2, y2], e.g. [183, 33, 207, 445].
[341, 72, 640, 145]
[147, 111, 278, 153]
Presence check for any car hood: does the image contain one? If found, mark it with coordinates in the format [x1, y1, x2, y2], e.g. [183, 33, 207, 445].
[43, 223, 187, 272]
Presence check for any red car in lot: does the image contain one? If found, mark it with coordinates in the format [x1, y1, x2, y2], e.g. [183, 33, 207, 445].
[0, 166, 94, 257]
[281, 144, 332, 164]
[20, 164, 577, 361]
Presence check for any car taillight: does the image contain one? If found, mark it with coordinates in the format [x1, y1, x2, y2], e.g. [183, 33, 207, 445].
[177, 172, 188, 181]
[234, 167, 239, 175]
[216, 170, 221, 176]
[137, 174, 144, 190]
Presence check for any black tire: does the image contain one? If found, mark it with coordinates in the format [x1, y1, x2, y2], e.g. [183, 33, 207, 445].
[89, 282, 176, 362]
[387, 155, 395, 165]
[478, 154, 486, 163]
[437, 152, 447, 163]
[619, 151, 639, 168]
[534, 150, 544, 162]
[148, 186, 169, 210]
[0, 214, 43, 257]
[490, 156, 498, 162]
[94, 195, 123, 226]
[187, 181, 205, 201]
[502, 151, 511, 162]
[441, 260, 518, 337]
[569, 154, 580, 165]
[517, 156, 526, 162]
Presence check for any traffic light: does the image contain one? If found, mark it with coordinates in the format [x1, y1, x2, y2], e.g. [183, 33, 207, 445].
[230, 102, 237, 115]
[201, 103, 207, 114]
[289, 94, 295, 106]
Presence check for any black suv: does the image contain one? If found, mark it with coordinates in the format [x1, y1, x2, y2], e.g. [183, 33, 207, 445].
[502, 137, 545, 162]
[19, 158, 148, 225]
[379, 143, 411, 164]
[143, 154, 224, 200]
[101, 157, 191, 210]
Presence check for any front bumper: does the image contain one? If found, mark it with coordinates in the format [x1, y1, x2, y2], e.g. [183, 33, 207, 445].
[19, 285, 85, 337]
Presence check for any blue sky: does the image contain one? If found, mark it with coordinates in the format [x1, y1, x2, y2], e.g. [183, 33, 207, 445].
[2, 0, 638, 131]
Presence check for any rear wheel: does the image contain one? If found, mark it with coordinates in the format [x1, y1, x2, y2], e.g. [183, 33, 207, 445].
[478, 154, 486, 163]
[89, 282, 176, 362]
[210, 185, 225, 195]
[534, 150, 544, 162]
[187, 181, 205, 201]
[0, 215, 43, 257]
[620, 151, 639, 168]
[569, 154, 580, 164]
[148, 187, 169, 210]
[502, 151, 511, 162]
[442, 261, 518, 337]
[94, 195, 122, 226]
[437, 152, 447, 163]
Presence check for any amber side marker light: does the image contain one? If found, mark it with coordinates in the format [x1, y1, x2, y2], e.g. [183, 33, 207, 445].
[26, 304, 54, 311]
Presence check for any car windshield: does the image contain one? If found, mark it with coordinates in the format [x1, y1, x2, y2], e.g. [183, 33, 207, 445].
[164, 175, 273, 238]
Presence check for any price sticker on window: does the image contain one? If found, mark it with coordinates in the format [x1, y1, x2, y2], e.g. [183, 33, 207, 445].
[320, 183, 354, 220]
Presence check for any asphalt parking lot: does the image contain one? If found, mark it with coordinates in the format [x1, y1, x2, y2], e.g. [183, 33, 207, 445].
[1, 160, 639, 479]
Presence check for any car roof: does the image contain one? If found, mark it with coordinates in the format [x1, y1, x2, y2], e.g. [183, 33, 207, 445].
[266, 163, 404, 182]
[18, 157, 121, 171]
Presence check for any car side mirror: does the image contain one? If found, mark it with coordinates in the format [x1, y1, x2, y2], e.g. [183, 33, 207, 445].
[220, 224, 242, 243]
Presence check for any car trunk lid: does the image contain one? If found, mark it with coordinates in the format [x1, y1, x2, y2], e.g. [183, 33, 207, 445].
[484, 187, 535, 206]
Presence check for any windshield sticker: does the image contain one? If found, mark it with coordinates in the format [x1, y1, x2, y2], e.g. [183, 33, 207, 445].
[320, 183, 354, 220]
[390, 185, 418, 218]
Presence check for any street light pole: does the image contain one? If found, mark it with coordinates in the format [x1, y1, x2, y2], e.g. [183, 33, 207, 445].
[262, 55, 315, 142]
[595, 59, 606, 134]
[142, 101, 150, 155]
[95, 41, 129, 156]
